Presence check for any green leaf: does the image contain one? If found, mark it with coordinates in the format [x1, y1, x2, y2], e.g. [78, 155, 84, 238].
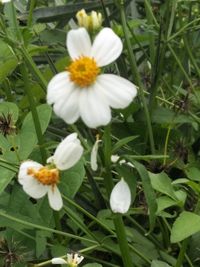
[130, 160, 157, 232]
[0, 167, 16, 195]
[60, 160, 85, 198]
[171, 211, 200, 243]
[156, 196, 178, 215]
[149, 172, 178, 200]
[18, 104, 52, 160]
[0, 41, 18, 82]
[0, 102, 19, 122]
[112, 135, 138, 153]
[152, 106, 195, 125]
[185, 166, 200, 182]
[151, 260, 172, 267]
[35, 230, 50, 258]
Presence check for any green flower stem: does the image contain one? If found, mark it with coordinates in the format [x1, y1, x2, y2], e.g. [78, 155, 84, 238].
[177, 6, 200, 78]
[19, 64, 47, 164]
[167, 17, 200, 42]
[27, 0, 36, 27]
[19, 46, 47, 92]
[103, 125, 133, 267]
[0, 209, 98, 244]
[119, 0, 155, 154]
[144, 0, 156, 66]
[167, 44, 197, 96]
[62, 194, 115, 233]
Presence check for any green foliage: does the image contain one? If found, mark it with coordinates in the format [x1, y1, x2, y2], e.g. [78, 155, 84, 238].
[0, 0, 200, 266]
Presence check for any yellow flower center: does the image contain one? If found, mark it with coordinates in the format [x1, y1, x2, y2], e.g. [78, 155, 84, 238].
[67, 56, 100, 87]
[28, 167, 59, 186]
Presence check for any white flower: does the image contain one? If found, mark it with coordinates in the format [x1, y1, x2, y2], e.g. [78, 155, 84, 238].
[0, 0, 11, 3]
[111, 154, 134, 167]
[52, 253, 84, 266]
[110, 178, 131, 214]
[18, 133, 83, 211]
[47, 27, 137, 128]
[90, 136, 101, 171]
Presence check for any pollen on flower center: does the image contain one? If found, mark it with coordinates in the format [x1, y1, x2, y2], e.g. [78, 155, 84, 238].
[28, 167, 59, 186]
[67, 56, 100, 87]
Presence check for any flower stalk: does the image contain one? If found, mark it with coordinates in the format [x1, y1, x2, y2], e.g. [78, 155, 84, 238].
[103, 126, 133, 267]
[119, 0, 155, 154]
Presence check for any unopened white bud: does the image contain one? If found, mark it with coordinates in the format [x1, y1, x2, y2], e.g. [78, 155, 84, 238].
[110, 178, 131, 214]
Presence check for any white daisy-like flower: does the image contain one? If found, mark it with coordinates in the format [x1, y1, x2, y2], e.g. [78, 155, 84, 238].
[110, 178, 131, 214]
[47, 27, 137, 128]
[18, 133, 83, 211]
[52, 253, 84, 266]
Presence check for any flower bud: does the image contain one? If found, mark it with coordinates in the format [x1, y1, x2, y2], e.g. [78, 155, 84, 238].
[110, 178, 131, 214]
[76, 9, 102, 31]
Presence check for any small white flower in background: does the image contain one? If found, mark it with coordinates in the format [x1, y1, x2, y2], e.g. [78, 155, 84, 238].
[90, 135, 102, 171]
[111, 154, 134, 168]
[76, 9, 102, 31]
[18, 133, 83, 211]
[47, 27, 137, 128]
[52, 253, 84, 266]
[0, 0, 11, 3]
[110, 178, 131, 214]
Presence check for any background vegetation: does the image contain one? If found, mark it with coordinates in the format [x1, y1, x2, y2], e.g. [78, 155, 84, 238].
[0, 0, 200, 266]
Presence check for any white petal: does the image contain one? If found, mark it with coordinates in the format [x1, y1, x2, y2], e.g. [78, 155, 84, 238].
[51, 258, 67, 264]
[18, 161, 48, 199]
[110, 178, 131, 214]
[111, 155, 120, 163]
[53, 86, 80, 124]
[91, 28, 123, 67]
[47, 72, 73, 104]
[67, 27, 92, 60]
[48, 186, 63, 210]
[47, 72, 80, 124]
[22, 178, 48, 199]
[90, 139, 102, 171]
[77, 255, 84, 264]
[18, 161, 43, 185]
[96, 74, 137, 109]
[79, 86, 111, 128]
[67, 253, 84, 265]
[53, 133, 83, 170]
